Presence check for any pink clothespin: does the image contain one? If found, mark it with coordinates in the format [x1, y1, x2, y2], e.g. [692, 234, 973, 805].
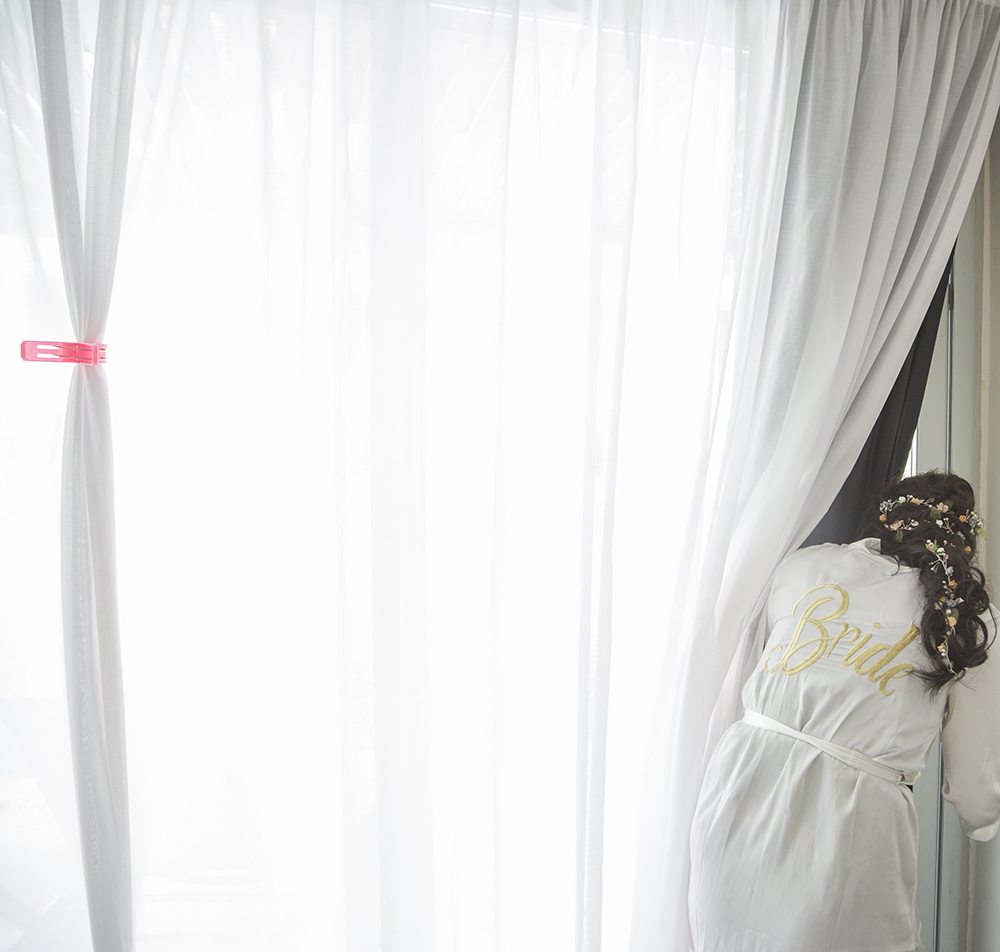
[21, 341, 107, 365]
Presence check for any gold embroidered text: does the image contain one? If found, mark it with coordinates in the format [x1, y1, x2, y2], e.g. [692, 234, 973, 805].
[764, 584, 917, 696]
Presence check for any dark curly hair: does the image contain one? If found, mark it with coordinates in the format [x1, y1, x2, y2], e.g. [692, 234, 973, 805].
[859, 472, 992, 692]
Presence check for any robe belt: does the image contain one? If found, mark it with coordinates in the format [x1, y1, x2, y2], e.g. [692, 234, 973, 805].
[742, 710, 917, 787]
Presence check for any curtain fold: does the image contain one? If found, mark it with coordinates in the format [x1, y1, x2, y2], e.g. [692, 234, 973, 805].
[629, 5, 1000, 951]
[804, 256, 950, 547]
[575, 5, 642, 950]
[28, 1, 143, 950]
[369, 2, 436, 947]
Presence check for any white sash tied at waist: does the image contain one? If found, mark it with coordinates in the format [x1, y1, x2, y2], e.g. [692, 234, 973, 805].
[742, 710, 917, 787]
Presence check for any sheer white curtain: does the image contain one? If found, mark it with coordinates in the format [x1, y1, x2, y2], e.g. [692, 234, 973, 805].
[1, 1, 140, 950]
[629, 4, 1000, 951]
[111, 4, 681, 948]
[3, 2, 1000, 952]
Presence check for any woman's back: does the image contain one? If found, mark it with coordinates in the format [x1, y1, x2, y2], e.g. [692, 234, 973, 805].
[748, 539, 944, 773]
[689, 538, 999, 952]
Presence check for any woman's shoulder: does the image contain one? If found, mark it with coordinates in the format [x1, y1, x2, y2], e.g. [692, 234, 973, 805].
[773, 538, 915, 595]
[781, 537, 889, 572]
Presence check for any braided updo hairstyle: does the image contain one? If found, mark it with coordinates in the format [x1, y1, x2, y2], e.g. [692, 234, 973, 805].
[861, 472, 992, 691]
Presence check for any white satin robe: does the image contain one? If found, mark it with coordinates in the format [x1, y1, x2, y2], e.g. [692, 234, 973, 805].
[689, 538, 1000, 952]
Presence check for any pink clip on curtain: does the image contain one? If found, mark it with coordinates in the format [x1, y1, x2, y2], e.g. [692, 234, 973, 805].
[28, 1, 142, 950]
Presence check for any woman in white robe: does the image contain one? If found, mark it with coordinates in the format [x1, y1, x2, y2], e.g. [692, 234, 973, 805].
[689, 473, 1000, 952]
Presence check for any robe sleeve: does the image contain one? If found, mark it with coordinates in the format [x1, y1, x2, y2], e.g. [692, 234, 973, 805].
[941, 610, 1000, 842]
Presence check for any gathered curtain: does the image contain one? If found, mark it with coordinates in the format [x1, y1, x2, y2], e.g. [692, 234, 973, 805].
[630, 4, 1000, 950]
[2, 2, 1000, 952]
[804, 258, 950, 549]
[2, 1, 142, 950]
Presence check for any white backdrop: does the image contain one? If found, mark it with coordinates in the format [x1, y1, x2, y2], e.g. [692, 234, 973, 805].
[110, 5, 732, 948]
[3, 2, 1000, 952]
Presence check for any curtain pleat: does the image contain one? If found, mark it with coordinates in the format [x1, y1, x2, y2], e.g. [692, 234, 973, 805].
[28, 1, 143, 950]
[369, 3, 436, 949]
[630, 6, 1000, 951]
[575, 5, 642, 950]
[804, 257, 951, 547]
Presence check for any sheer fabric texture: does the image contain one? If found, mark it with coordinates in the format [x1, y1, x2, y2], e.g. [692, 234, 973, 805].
[2, 0, 140, 949]
[631, 5, 1000, 949]
[1, 2, 1000, 952]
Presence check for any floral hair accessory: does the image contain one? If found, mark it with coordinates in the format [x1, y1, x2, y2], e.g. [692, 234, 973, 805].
[960, 509, 987, 538]
[924, 539, 961, 675]
[879, 494, 987, 542]
[879, 495, 923, 536]
[879, 492, 987, 677]
[937, 639, 956, 674]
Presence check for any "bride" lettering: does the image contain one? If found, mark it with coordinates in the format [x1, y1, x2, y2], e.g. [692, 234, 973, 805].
[764, 584, 918, 696]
